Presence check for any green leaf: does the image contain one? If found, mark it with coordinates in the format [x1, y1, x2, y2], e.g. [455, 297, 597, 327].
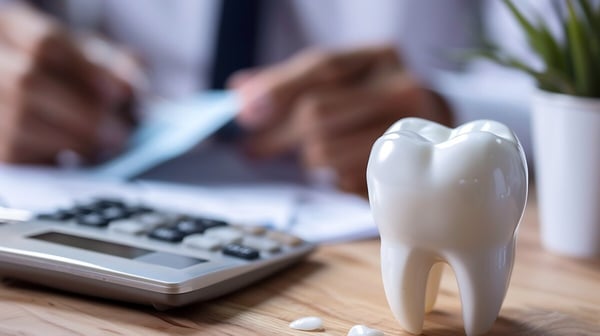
[578, 0, 600, 33]
[502, 0, 538, 39]
[503, 1, 564, 75]
[471, 0, 600, 97]
[475, 48, 577, 94]
[537, 19, 566, 73]
[566, 0, 592, 95]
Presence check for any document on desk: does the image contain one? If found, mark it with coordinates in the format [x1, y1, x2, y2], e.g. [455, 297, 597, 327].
[93, 91, 240, 179]
[0, 90, 378, 243]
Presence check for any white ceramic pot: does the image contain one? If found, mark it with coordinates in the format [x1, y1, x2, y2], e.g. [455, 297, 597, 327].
[532, 90, 600, 258]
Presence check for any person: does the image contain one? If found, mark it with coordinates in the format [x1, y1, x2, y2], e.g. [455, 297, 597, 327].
[0, 1, 496, 195]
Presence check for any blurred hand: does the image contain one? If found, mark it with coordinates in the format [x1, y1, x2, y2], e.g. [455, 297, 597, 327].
[231, 46, 453, 196]
[0, 4, 135, 164]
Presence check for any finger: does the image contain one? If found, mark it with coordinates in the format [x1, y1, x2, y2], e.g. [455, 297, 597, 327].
[227, 67, 263, 89]
[0, 40, 35, 100]
[0, 3, 60, 52]
[0, 4, 123, 102]
[302, 123, 384, 170]
[243, 119, 299, 159]
[291, 88, 394, 142]
[0, 106, 92, 163]
[0, 42, 103, 149]
[243, 79, 404, 159]
[37, 35, 124, 103]
[298, 72, 453, 142]
[23, 72, 104, 147]
[236, 45, 401, 129]
[302, 125, 383, 196]
[273, 45, 401, 94]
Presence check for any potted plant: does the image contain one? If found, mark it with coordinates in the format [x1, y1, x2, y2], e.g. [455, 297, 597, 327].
[482, 0, 600, 258]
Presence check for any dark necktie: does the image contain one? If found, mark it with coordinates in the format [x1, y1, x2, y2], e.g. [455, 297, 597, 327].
[210, 0, 263, 89]
[210, 0, 263, 140]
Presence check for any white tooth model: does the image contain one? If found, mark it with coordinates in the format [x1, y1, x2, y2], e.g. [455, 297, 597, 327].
[367, 118, 528, 336]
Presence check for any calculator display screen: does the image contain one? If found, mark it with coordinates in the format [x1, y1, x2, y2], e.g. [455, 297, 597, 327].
[31, 232, 152, 259]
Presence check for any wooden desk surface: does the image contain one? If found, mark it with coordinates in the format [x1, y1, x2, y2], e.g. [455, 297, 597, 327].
[1, 197, 599, 336]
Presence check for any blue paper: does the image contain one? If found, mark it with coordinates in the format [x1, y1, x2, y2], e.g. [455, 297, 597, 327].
[93, 91, 240, 179]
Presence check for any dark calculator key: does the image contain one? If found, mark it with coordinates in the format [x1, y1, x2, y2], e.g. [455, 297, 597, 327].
[148, 227, 186, 243]
[222, 244, 260, 260]
[37, 209, 75, 221]
[55, 209, 77, 220]
[73, 205, 98, 216]
[94, 199, 127, 209]
[197, 218, 228, 229]
[126, 206, 154, 215]
[36, 213, 56, 221]
[174, 218, 207, 235]
[77, 213, 109, 227]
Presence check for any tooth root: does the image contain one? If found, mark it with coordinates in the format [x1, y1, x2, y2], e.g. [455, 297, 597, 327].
[446, 241, 515, 336]
[381, 243, 438, 334]
[425, 262, 443, 313]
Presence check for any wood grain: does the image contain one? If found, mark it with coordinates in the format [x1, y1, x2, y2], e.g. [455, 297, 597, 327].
[0, 194, 599, 335]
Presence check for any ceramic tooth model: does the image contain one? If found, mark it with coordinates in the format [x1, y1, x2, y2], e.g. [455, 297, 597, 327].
[366, 118, 528, 336]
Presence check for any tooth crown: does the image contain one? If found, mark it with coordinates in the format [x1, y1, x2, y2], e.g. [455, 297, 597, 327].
[367, 118, 528, 336]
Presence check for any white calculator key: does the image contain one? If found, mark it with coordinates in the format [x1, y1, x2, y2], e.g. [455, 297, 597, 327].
[109, 220, 152, 235]
[204, 227, 243, 244]
[136, 214, 168, 227]
[242, 236, 281, 253]
[183, 234, 222, 251]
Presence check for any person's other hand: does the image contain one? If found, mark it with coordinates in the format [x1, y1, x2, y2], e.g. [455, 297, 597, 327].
[231, 46, 452, 196]
[0, 4, 134, 164]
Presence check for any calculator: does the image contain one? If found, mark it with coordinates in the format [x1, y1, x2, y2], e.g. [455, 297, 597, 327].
[0, 198, 315, 309]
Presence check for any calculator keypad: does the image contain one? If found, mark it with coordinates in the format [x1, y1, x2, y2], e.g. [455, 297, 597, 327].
[36, 198, 300, 261]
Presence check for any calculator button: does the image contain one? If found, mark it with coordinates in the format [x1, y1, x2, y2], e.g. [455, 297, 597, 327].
[109, 220, 152, 235]
[136, 213, 168, 227]
[204, 227, 243, 244]
[77, 213, 109, 227]
[222, 244, 260, 260]
[73, 205, 97, 216]
[183, 234, 222, 251]
[37, 209, 75, 221]
[197, 218, 228, 229]
[148, 227, 186, 243]
[94, 199, 127, 209]
[242, 236, 281, 253]
[126, 206, 154, 215]
[266, 231, 303, 247]
[174, 218, 207, 235]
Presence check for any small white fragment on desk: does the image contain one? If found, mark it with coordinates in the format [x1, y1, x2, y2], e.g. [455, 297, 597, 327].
[347, 325, 384, 336]
[289, 316, 323, 331]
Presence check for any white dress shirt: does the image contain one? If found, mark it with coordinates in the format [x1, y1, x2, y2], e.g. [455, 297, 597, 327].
[62, 0, 477, 97]
[59, 0, 540, 159]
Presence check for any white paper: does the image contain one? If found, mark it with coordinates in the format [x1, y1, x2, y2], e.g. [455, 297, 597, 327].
[0, 164, 377, 243]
